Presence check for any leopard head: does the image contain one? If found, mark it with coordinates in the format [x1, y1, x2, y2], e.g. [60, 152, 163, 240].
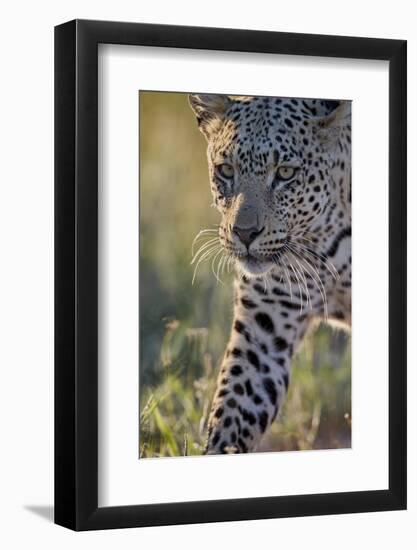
[189, 94, 350, 278]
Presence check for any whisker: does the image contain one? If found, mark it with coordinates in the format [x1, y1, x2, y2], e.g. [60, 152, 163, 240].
[211, 248, 225, 285]
[193, 248, 219, 274]
[266, 273, 272, 293]
[284, 247, 312, 310]
[290, 238, 339, 279]
[287, 244, 329, 319]
[221, 254, 230, 277]
[286, 259, 304, 313]
[215, 253, 225, 283]
[191, 230, 218, 256]
[191, 237, 219, 261]
[191, 228, 218, 248]
[297, 243, 340, 280]
[299, 246, 338, 282]
[192, 245, 221, 284]
[262, 275, 268, 293]
[191, 240, 219, 265]
[274, 254, 293, 301]
[191, 237, 219, 258]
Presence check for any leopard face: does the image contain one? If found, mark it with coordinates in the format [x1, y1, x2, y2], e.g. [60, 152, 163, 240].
[189, 95, 350, 278]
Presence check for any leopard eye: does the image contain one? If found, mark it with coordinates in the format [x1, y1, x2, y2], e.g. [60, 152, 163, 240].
[276, 166, 296, 181]
[217, 163, 234, 179]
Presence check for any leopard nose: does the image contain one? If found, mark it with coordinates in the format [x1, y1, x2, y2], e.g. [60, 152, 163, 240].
[232, 225, 264, 248]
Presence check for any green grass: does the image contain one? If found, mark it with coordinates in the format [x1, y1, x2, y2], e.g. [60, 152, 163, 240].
[138, 91, 351, 458]
[139, 319, 351, 458]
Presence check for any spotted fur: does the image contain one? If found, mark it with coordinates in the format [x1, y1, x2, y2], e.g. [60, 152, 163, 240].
[189, 94, 351, 454]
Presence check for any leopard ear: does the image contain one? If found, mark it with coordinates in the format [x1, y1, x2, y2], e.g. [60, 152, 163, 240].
[315, 101, 351, 149]
[188, 94, 231, 139]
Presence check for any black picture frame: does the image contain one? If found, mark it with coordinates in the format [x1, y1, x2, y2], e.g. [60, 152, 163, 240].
[55, 19, 407, 531]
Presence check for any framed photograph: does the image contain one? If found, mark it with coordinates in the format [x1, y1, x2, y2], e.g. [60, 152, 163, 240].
[55, 19, 407, 530]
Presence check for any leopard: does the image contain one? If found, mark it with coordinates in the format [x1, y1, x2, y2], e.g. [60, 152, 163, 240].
[188, 93, 351, 454]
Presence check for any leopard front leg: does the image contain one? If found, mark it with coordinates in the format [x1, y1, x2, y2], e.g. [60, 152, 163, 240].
[204, 280, 311, 454]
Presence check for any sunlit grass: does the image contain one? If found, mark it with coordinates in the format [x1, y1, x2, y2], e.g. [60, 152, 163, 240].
[139, 320, 351, 457]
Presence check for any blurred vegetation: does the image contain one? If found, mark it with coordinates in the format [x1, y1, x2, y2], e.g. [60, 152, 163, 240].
[139, 91, 351, 458]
